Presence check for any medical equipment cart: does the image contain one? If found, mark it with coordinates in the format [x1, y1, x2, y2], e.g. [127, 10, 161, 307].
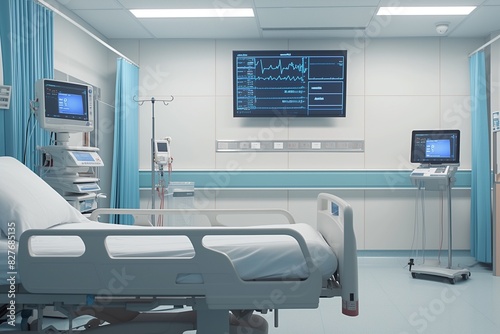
[409, 166, 471, 284]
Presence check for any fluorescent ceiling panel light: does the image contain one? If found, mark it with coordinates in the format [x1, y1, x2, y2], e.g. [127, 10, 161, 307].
[377, 6, 476, 16]
[130, 8, 254, 18]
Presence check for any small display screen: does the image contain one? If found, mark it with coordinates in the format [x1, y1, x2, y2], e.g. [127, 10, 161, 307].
[72, 152, 95, 162]
[410, 130, 460, 165]
[58, 93, 84, 115]
[157, 142, 169, 152]
[424, 139, 451, 159]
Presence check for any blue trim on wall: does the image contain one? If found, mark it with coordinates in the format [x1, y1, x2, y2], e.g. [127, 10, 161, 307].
[139, 170, 472, 189]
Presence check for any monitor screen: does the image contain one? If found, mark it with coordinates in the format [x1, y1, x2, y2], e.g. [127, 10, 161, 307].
[35, 79, 94, 133]
[157, 142, 169, 152]
[233, 50, 347, 117]
[410, 130, 460, 165]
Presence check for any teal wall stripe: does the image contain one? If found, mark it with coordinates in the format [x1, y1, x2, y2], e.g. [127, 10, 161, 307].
[139, 170, 472, 189]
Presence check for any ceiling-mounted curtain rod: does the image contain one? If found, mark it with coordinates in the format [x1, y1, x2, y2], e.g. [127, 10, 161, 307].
[469, 33, 500, 57]
[36, 0, 139, 68]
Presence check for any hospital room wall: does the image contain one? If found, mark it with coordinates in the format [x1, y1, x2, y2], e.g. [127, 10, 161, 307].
[113, 37, 481, 251]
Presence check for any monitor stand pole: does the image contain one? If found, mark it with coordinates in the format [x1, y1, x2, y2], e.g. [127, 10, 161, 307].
[409, 166, 471, 284]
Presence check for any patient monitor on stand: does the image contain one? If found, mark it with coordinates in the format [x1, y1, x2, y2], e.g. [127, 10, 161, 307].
[34, 78, 103, 213]
[408, 129, 470, 284]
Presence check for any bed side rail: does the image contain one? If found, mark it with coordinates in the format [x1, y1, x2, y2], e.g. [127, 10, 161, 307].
[18, 226, 322, 311]
[89, 208, 296, 227]
[316, 193, 359, 316]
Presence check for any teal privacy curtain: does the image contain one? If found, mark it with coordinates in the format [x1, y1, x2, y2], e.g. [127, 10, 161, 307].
[0, 0, 53, 170]
[110, 58, 139, 224]
[469, 51, 492, 263]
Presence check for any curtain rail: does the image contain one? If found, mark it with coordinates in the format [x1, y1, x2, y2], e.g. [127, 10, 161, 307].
[36, 0, 139, 68]
[469, 33, 500, 57]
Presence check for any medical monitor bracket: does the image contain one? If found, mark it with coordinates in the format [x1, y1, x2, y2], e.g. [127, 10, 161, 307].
[35, 78, 94, 145]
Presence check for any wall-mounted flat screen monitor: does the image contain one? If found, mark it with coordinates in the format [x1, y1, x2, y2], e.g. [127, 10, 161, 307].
[410, 129, 460, 165]
[233, 50, 347, 117]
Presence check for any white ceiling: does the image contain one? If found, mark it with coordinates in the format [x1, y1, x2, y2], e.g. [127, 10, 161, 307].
[46, 0, 500, 40]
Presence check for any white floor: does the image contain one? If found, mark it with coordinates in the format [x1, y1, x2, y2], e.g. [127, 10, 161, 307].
[4, 255, 500, 333]
[262, 255, 500, 334]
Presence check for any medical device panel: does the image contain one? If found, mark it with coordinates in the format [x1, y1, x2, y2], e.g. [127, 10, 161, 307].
[35, 78, 94, 133]
[410, 129, 460, 166]
[154, 138, 171, 165]
[41, 145, 103, 168]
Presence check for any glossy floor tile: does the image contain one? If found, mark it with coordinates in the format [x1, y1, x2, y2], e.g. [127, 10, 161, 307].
[263, 255, 500, 334]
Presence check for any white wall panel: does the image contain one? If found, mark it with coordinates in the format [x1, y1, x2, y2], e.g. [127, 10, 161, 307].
[440, 38, 483, 96]
[139, 39, 216, 97]
[365, 38, 440, 96]
[364, 190, 416, 250]
[364, 189, 470, 250]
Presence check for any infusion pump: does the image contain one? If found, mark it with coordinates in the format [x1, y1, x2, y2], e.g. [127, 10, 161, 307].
[154, 138, 172, 166]
[42, 145, 103, 169]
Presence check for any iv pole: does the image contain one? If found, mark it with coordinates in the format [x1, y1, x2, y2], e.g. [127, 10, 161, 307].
[134, 96, 174, 214]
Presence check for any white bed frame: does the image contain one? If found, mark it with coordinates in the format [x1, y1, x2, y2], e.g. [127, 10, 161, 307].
[4, 193, 358, 333]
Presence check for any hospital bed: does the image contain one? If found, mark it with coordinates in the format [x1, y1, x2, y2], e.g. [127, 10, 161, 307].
[0, 156, 359, 333]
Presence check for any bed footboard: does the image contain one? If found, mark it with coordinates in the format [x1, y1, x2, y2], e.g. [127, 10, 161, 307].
[317, 193, 359, 316]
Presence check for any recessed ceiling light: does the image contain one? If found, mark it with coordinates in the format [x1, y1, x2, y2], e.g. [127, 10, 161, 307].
[377, 6, 476, 16]
[130, 8, 255, 18]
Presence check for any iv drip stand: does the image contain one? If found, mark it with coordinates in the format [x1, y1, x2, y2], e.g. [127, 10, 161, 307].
[134, 96, 174, 214]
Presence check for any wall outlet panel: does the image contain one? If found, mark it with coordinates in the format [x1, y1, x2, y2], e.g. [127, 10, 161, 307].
[216, 140, 364, 152]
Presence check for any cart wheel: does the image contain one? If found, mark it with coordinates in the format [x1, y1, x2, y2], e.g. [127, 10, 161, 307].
[411, 273, 417, 278]
[449, 277, 456, 284]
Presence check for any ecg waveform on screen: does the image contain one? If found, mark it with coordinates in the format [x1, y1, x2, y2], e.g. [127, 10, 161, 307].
[255, 58, 307, 82]
[234, 52, 346, 116]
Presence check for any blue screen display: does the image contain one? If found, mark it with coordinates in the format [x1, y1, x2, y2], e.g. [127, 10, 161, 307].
[425, 139, 451, 158]
[72, 152, 95, 162]
[410, 130, 460, 165]
[58, 93, 84, 115]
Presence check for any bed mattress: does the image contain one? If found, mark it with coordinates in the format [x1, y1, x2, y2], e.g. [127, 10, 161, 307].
[1, 222, 337, 284]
